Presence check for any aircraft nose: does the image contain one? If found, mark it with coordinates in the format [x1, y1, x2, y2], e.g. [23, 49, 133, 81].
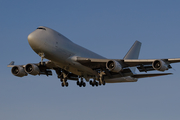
[27, 32, 35, 44]
[27, 31, 42, 52]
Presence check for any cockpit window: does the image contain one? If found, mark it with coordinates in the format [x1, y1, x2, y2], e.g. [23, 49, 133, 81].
[37, 27, 46, 30]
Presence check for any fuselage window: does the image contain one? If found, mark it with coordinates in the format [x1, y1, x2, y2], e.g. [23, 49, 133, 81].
[37, 27, 46, 30]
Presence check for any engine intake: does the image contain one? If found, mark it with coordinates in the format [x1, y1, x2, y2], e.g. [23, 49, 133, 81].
[106, 60, 122, 72]
[152, 60, 169, 71]
[11, 66, 27, 77]
[25, 64, 40, 75]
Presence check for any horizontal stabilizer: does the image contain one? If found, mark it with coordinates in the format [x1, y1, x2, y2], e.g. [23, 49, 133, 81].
[7, 61, 15, 67]
[132, 73, 172, 78]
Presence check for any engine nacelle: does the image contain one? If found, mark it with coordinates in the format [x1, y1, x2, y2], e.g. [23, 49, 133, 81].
[11, 66, 27, 77]
[152, 60, 169, 71]
[106, 60, 122, 72]
[25, 64, 40, 75]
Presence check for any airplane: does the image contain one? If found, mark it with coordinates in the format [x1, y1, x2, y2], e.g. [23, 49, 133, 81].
[7, 26, 180, 87]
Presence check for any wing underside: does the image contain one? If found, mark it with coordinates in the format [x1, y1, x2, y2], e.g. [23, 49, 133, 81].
[132, 73, 172, 78]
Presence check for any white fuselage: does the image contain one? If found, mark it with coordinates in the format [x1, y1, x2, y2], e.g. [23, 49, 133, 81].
[27, 26, 137, 83]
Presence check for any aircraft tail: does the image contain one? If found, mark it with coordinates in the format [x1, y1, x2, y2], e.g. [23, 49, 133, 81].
[124, 41, 142, 73]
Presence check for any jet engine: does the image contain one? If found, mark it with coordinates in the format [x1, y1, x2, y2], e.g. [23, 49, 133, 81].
[25, 64, 40, 75]
[11, 66, 27, 77]
[152, 60, 169, 71]
[106, 60, 122, 72]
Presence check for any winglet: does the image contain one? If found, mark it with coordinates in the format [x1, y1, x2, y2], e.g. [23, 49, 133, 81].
[7, 61, 15, 67]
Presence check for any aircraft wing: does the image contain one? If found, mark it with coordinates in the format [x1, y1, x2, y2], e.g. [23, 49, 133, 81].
[75, 57, 180, 72]
[7, 60, 58, 77]
[7, 60, 57, 69]
[7, 60, 79, 80]
[132, 73, 172, 78]
[123, 58, 180, 66]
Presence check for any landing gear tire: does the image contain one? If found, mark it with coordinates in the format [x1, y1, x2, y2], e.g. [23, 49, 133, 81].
[66, 82, 69, 87]
[61, 82, 64, 87]
[83, 82, 86, 87]
[95, 82, 98, 86]
[77, 81, 80, 85]
[103, 81, 106, 85]
[89, 80, 92, 85]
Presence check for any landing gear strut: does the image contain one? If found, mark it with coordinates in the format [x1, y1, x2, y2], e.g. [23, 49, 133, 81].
[61, 77, 68, 87]
[98, 76, 106, 86]
[89, 75, 106, 87]
[60, 72, 69, 87]
[55, 68, 69, 87]
[39, 53, 45, 65]
[99, 71, 106, 86]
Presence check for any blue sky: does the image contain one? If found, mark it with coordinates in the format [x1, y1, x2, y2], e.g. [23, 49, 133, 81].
[0, 0, 180, 120]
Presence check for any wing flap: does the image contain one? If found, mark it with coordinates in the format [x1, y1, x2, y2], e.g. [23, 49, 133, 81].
[137, 65, 154, 72]
[132, 73, 172, 78]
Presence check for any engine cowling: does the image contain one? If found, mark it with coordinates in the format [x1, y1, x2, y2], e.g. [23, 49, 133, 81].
[106, 60, 122, 72]
[152, 60, 169, 71]
[25, 64, 40, 75]
[11, 66, 27, 77]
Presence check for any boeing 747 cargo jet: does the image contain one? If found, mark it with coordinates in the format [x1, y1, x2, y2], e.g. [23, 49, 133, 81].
[7, 26, 180, 87]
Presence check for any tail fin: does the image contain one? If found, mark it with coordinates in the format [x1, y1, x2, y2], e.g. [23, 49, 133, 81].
[124, 41, 142, 73]
[124, 40, 142, 59]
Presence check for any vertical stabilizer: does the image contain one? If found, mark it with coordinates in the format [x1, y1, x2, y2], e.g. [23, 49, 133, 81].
[124, 40, 142, 59]
[124, 41, 142, 73]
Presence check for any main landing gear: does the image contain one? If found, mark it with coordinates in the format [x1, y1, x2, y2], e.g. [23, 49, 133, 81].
[89, 71, 106, 87]
[77, 77, 86, 87]
[89, 76, 106, 87]
[55, 68, 69, 87]
[55, 68, 106, 87]
[61, 77, 69, 87]
[60, 72, 69, 87]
